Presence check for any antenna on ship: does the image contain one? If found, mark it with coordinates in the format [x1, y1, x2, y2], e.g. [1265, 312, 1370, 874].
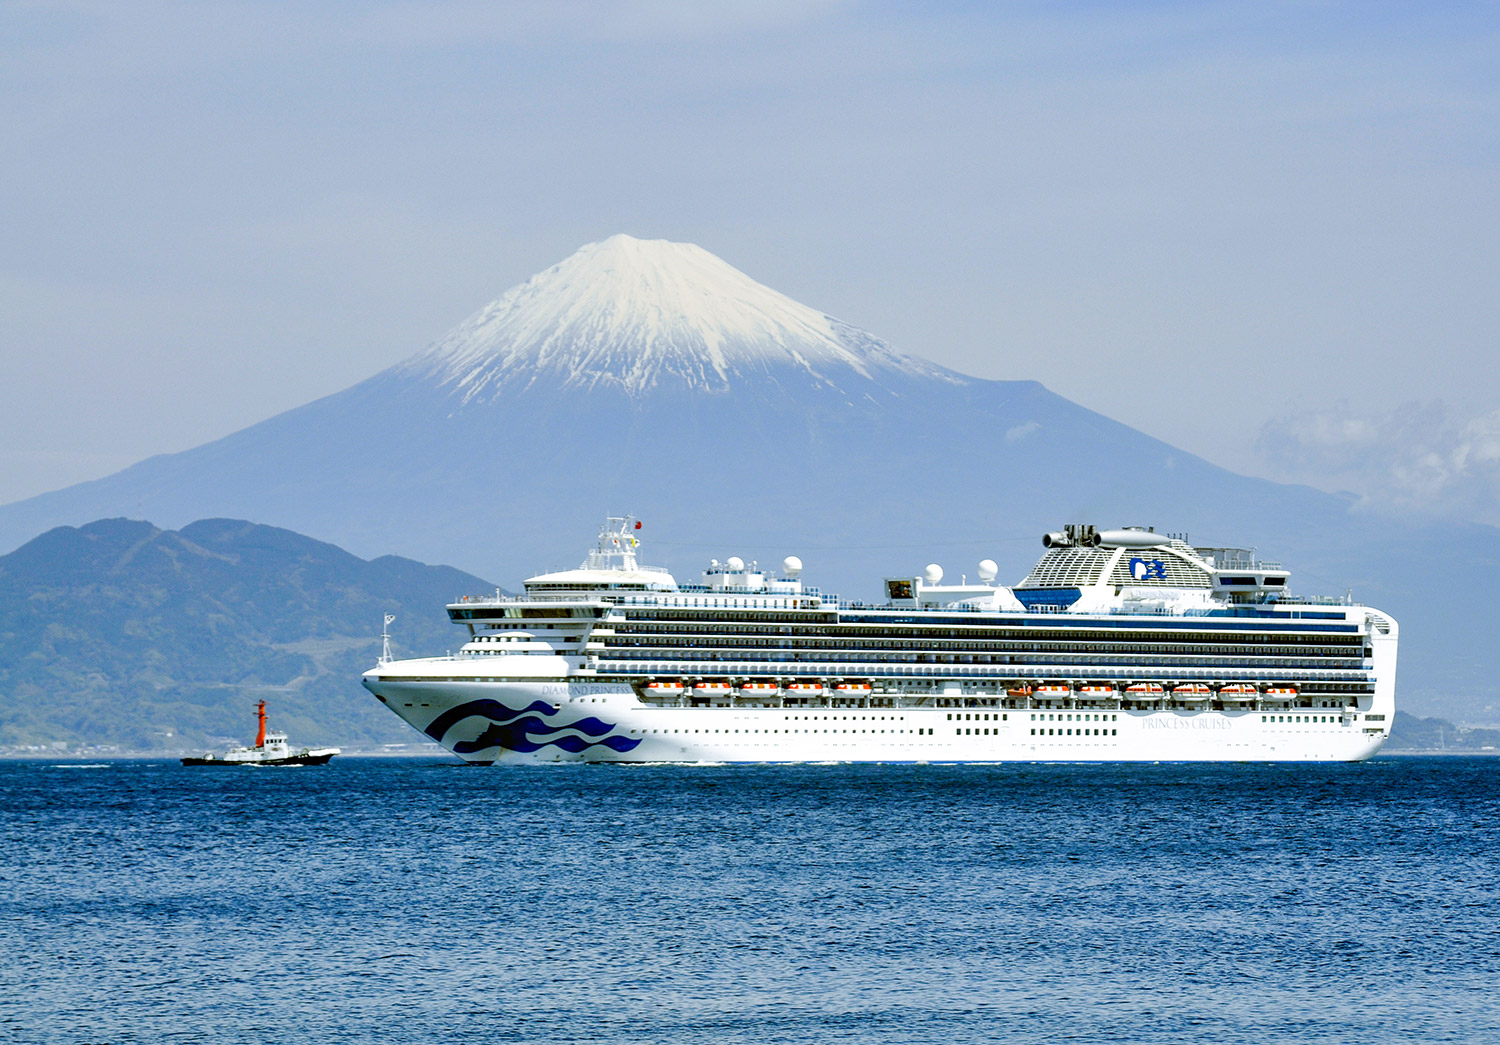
[586, 515, 642, 571]
[381, 614, 396, 665]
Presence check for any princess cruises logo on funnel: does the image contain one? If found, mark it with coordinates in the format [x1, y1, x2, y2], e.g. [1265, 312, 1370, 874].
[1130, 558, 1167, 581]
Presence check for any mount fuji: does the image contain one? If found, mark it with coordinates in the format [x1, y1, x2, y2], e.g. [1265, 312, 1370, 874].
[1, 234, 1493, 719]
[405, 234, 960, 400]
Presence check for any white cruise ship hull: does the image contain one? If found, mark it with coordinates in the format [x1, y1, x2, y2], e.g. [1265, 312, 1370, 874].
[364, 676, 1390, 764]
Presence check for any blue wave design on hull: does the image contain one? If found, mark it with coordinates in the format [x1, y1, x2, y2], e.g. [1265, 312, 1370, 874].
[424, 699, 641, 756]
[424, 699, 557, 742]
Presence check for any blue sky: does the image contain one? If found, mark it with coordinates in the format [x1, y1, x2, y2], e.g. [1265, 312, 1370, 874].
[4, 1, 1498, 523]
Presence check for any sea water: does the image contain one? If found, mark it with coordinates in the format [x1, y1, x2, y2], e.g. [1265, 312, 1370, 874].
[2, 757, 1498, 1044]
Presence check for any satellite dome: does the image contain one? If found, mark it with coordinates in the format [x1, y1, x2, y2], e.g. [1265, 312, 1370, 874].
[977, 559, 999, 583]
[782, 555, 803, 578]
[726, 556, 745, 571]
[923, 563, 944, 585]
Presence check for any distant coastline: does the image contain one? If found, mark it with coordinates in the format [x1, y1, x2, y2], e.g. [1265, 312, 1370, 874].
[1383, 711, 1500, 754]
[4, 713, 1496, 760]
[0, 745, 450, 761]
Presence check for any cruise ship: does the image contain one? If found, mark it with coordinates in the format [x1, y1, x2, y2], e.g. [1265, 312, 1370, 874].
[363, 518, 1397, 764]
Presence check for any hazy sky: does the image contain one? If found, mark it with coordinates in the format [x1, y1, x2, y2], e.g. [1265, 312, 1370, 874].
[4, 2, 1498, 524]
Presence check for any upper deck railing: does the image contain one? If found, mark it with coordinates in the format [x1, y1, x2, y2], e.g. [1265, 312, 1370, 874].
[452, 592, 1189, 614]
[451, 586, 830, 609]
[1196, 547, 1284, 571]
[450, 588, 1356, 614]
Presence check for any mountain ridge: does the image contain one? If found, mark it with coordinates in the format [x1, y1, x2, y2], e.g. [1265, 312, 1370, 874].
[0, 517, 494, 752]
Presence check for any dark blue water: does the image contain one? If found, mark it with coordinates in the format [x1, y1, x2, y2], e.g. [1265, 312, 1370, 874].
[3, 758, 1498, 1044]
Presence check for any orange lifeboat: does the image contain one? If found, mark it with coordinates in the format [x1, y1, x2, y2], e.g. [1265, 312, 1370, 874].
[1263, 685, 1298, 701]
[1219, 684, 1258, 701]
[694, 681, 733, 696]
[1077, 684, 1115, 698]
[786, 681, 825, 695]
[1006, 683, 1033, 699]
[645, 680, 685, 695]
[1125, 683, 1165, 697]
[834, 682, 872, 693]
[1034, 684, 1071, 699]
[739, 682, 779, 695]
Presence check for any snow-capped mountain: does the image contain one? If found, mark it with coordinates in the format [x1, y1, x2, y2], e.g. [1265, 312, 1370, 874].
[0, 235, 1492, 719]
[404, 234, 957, 401]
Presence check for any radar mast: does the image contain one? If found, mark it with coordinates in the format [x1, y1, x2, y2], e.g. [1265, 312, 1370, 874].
[583, 516, 643, 571]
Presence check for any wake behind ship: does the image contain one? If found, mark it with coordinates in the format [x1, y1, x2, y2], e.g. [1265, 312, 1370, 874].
[363, 518, 1397, 764]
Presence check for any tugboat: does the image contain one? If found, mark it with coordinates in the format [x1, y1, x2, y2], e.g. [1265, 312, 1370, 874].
[181, 701, 340, 766]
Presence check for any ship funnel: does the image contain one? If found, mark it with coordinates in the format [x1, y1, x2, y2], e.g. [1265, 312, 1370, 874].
[1048, 524, 1103, 547]
[1096, 529, 1169, 549]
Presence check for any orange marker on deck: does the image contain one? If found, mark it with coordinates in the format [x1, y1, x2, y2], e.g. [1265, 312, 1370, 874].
[181, 698, 338, 767]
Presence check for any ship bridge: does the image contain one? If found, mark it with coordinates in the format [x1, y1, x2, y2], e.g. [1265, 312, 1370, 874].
[522, 516, 679, 598]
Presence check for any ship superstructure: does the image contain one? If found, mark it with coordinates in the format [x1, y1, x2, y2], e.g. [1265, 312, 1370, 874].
[363, 519, 1397, 764]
